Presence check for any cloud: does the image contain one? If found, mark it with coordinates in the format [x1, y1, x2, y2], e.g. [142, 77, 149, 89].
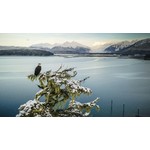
[91, 41, 115, 52]
[92, 41, 106, 47]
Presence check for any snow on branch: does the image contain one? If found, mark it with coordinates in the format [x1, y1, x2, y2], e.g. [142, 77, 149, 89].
[17, 67, 100, 117]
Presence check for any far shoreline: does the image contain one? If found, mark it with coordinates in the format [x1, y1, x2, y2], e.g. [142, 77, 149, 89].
[0, 53, 150, 60]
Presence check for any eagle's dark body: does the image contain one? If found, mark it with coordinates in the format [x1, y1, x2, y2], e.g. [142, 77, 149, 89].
[34, 64, 41, 76]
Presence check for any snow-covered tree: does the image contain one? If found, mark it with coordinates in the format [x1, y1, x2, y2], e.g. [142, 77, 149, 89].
[16, 66, 99, 117]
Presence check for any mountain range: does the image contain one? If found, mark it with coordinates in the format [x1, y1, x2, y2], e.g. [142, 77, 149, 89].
[31, 41, 89, 49]
[1, 39, 150, 55]
[30, 41, 90, 54]
[104, 38, 150, 55]
[104, 40, 138, 53]
[0, 41, 90, 55]
[31, 39, 150, 55]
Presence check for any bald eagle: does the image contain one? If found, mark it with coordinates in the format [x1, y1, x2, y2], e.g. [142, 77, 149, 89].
[34, 63, 41, 76]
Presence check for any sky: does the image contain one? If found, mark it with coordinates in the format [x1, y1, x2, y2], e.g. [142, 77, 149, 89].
[0, 33, 150, 48]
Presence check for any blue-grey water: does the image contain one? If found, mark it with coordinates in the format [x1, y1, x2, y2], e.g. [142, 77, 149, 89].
[0, 56, 150, 117]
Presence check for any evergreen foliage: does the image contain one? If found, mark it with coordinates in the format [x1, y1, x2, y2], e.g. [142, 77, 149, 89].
[17, 66, 99, 117]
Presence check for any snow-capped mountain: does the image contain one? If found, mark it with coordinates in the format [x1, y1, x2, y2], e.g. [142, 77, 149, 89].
[49, 46, 90, 54]
[119, 38, 150, 55]
[31, 41, 89, 49]
[131, 38, 150, 47]
[104, 40, 138, 53]
[60, 41, 89, 48]
[30, 41, 91, 54]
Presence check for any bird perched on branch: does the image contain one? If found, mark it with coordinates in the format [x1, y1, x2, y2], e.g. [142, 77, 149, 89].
[34, 63, 41, 76]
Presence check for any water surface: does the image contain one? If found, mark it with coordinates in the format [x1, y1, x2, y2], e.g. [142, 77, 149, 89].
[0, 56, 150, 117]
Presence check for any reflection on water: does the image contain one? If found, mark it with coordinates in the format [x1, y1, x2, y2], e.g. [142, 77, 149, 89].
[0, 56, 150, 117]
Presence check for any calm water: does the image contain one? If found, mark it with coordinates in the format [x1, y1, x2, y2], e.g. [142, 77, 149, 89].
[0, 56, 150, 117]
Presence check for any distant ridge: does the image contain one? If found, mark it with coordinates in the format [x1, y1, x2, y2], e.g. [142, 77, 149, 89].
[104, 38, 150, 55]
[0, 48, 53, 56]
[1, 38, 150, 55]
[31, 41, 90, 54]
[104, 40, 138, 53]
[119, 38, 150, 55]
[31, 41, 89, 49]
